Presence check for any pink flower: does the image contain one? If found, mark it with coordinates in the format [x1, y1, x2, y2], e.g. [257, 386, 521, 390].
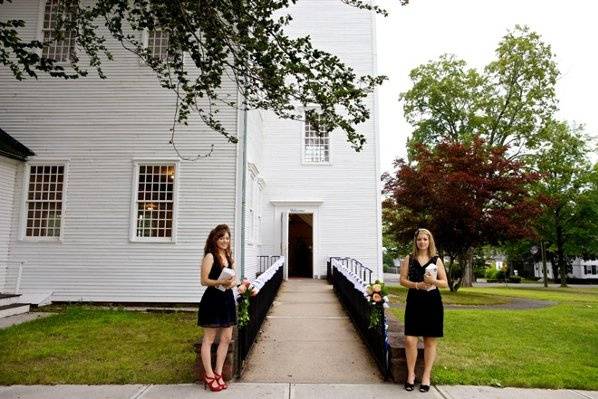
[242, 278, 251, 287]
[372, 293, 382, 303]
[238, 284, 247, 294]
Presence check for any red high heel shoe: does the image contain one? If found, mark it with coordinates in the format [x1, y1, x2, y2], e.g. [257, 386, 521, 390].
[215, 373, 228, 389]
[203, 374, 223, 392]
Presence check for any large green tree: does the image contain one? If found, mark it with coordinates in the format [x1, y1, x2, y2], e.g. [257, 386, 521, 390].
[0, 0, 407, 149]
[530, 121, 598, 286]
[398, 25, 559, 286]
[400, 25, 559, 156]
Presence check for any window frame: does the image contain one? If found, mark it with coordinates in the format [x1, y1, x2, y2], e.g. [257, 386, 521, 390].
[20, 159, 70, 242]
[301, 107, 332, 166]
[256, 178, 265, 245]
[129, 160, 180, 243]
[36, 0, 77, 63]
[141, 27, 172, 62]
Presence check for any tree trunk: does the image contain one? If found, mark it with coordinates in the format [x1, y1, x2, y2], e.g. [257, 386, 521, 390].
[555, 207, 568, 287]
[461, 247, 474, 287]
[446, 254, 459, 292]
[452, 252, 465, 292]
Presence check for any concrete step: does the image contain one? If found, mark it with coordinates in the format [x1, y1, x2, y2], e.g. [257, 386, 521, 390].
[0, 303, 30, 318]
[0, 293, 21, 307]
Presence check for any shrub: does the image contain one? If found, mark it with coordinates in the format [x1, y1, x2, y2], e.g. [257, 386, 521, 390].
[485, 268, 498, 279]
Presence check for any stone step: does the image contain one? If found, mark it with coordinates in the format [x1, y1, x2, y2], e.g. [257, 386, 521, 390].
[0, 293, 21, 307]
[0, 303, 30, 318]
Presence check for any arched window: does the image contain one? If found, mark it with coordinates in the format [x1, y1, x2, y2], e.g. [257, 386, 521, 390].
[41, 0, 75, 62]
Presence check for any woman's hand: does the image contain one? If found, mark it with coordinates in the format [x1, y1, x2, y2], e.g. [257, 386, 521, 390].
[416, 282, 434, 290]
[423, 272, 436, 286]
[217, 276, 234, 287]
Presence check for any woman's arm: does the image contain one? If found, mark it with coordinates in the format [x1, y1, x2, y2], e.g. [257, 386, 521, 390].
[200, 253, 232, 287]
[400, 255, 426, 290]
[228, 257, 238, 288]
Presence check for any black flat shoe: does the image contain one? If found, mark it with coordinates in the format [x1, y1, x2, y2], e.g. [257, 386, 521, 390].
[419, 384, 430, 392]
[404, 381, 415, 391]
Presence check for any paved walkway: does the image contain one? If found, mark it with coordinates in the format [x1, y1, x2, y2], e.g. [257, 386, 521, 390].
[240, 278, 382, 383]
[0, 384, 596, 399]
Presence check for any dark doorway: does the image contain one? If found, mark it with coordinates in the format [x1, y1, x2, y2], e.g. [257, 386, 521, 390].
[288, 213, 313, 278]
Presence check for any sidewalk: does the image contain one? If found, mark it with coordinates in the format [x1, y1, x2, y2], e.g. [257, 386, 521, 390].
[0, 383, 596, 399]
[240, 278, 382, 383]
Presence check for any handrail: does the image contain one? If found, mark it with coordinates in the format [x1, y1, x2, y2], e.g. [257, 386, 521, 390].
[236, 256, 285, 377]
[330, 257, 390, 379]
[329, 256, 373, 284]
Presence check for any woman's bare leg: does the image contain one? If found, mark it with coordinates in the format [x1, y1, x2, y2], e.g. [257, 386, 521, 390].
[214, 326, 233, 382]
[404, 335, 419, 383]
[201, 328, 217, 377]
[422, 337, 438, 385]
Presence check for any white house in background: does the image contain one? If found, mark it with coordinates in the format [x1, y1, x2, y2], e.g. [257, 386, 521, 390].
[533, 258, 598, 280]
[0, 0, 382, 304]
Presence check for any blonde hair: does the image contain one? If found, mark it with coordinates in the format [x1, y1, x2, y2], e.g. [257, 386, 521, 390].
[411, 228, 438, 257]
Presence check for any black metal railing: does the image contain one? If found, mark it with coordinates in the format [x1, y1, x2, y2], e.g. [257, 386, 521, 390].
[330, 257, 389, 379]
[328, 257, 373, 285]
[236, 257, 284, 376]
[257, 255, 281, 276]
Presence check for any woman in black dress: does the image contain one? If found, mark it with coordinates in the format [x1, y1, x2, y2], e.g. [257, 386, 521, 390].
[400, 228, 448, 392]
[198, 224, 237, 392]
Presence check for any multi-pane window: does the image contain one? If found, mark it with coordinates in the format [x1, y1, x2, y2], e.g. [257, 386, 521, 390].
[41, 0, 76, 62]
[256, 183, 263, 243]
[135, 164, 175, 239]
[25, 165, 65, 238]
[248, 174, 255, 242]
[147, 29, 170, 60]
[303, 111, 329, 163]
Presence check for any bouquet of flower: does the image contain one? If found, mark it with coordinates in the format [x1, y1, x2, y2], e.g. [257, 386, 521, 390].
[365, 279, 389, 329]
[237, 278, 260, 328]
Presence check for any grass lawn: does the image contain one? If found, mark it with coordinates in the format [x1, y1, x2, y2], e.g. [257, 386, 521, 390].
[387, 285, 512, 306]
[0, 306, 200, 384]
[390, 286, 598, 389]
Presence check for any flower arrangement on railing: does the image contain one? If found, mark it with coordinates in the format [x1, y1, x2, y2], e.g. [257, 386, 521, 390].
[237, 278, 260, 328]
[365, 279, 389, 329]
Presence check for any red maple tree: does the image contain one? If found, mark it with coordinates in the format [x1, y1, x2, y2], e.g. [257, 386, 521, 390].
[383, 138, 542, 291]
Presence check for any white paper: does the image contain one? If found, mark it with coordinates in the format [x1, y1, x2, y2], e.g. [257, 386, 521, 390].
[424, 264, 438, 291]
[216, 267, 235, 291]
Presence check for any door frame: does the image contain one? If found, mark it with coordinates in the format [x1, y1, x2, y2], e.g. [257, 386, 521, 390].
[271, 200, 322, 280]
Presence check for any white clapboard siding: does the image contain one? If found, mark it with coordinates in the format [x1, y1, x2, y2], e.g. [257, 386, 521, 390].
[259, 0, 382, 278]
[0, 0, 241, 302]
[0, 157, 20, 290]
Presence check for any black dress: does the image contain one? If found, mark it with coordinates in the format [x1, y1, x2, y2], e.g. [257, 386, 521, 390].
[404, 255, 444, 337]
[197, 253, 237, 328]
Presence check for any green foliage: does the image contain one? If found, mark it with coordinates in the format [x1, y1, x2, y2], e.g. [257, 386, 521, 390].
[0, 0, 405, 150]
[400, 25, 559, 157]
[530, 121, 598, 284]
[484, 267, 498, 280]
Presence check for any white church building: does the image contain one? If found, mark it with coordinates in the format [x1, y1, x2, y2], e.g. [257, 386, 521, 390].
[0, 0, 382, 305]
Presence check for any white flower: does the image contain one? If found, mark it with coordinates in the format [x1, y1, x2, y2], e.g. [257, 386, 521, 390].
[383, 303, 389, 308]
[383, 296, 389, 302]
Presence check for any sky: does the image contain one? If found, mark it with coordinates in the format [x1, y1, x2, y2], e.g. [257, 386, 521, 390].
[375, 0, 598, 174]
